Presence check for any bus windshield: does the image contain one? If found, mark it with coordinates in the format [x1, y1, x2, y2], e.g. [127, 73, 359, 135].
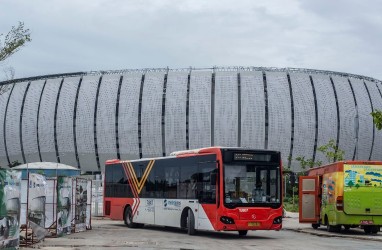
[224, 163, 281, 207]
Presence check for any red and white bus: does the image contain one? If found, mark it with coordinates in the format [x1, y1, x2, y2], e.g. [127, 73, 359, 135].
[104, 147, 283, 236]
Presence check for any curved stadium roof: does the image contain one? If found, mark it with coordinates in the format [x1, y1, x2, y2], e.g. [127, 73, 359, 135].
[0, 67, 381, 172]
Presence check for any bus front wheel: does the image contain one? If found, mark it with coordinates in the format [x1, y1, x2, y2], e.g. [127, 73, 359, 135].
[187, 209, 196, 235]
[238, 230, 248, 236]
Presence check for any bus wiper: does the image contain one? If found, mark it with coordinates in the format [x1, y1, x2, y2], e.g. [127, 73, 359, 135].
[225, 202, 240, 208]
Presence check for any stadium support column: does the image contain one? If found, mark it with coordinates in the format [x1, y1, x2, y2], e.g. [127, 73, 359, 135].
[186, 69, 191, 150]
[262, 71, 269, 149]
[286, 73, 294, 169]
[115, 75, 123, 160]
[93, 76, 103, 171]
[211, 68, 215, 146]
[20, 82, 31, 163]
[73, 77, 83, 169]
[161, 69, 168, 156]
[347, 79, 358, 160]
[3, 84, 15, 166]
[329, 77, 341, 161]
[237, 72, 241, 147]
[138, 73, 145, 159]
[36, 80, 47, 162]
[363, 81, 375, 161]
[54, 78, 65, 163]
[309, 76, 319, 163]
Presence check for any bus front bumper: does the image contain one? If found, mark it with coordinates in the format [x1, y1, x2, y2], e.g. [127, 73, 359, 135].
[218, 216, 283, 231]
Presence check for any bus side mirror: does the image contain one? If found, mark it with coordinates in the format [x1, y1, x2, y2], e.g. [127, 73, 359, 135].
[210, 173, 217, 185]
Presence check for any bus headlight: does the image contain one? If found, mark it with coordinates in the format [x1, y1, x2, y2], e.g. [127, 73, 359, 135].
[273, 216, 282, 224]
[220, 216, 235, 224]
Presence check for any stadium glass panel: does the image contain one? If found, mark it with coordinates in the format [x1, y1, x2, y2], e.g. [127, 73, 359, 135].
[38, 78, 61, 162]
[189, 71, 212, 149]
[349, 78, 373, 160]
[76, 75, 100, 171]
[164, 71, 188, 155]
[266, 71, 291, 165]
[311, 74, 338, 164]
[240, 71, 265, 149]
[96, 74, 120, 169]
[6, 81, 29, 163]
[118, 73, 141, 160]
[141, 72, 165, 158]
[56, 77, 80, 167]
[214, 71, 238, 147]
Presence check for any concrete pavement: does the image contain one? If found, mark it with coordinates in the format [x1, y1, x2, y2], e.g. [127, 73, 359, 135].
[25, 213, 382, 249]
[282, 211, 382, 242]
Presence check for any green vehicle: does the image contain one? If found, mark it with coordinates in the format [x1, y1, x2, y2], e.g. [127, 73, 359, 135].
[299, 161, 382, 234]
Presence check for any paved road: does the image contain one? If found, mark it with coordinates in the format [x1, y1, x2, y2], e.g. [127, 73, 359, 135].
[28, 217, 382, 250]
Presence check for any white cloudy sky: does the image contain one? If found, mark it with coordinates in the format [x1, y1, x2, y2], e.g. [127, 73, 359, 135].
[1, 0, 382, 80]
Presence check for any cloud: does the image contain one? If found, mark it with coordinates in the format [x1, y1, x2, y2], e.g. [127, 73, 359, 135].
[366, 171, 382, 177]
[1, 0, 382, 79]
[371, 179, 382, 183]
[345, 170, 358, 174]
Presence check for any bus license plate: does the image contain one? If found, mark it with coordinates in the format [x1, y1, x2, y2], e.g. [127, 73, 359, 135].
[248, 222, 260, 227]
[360, 220, 373, 225]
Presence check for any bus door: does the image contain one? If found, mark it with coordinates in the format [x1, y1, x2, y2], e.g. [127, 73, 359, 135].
[299, 176, 320, 223]
[195, 161, 218, 230]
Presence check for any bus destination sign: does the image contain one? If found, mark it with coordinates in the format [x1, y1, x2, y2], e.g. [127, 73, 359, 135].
[233, 153, 271, 162]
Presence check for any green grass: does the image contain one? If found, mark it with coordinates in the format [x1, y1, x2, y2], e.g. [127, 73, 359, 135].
[283, 202, 299, 212]
[283, 196, 299, 213]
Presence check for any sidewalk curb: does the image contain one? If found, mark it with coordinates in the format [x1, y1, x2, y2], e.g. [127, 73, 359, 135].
[283, 228, 382, 242]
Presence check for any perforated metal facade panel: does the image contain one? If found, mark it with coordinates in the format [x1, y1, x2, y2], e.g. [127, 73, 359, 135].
[6, 81, 29, 163]
[266, 71, 291, 164]
[289, 73, 315, 170]
[214, 72, 238, 147]
[189, 71, 212, 149]
[1, 67, 382, 172]
[56, 77, 80, 167]
[164, 71, 188, 155]
[22, 80, 45, 163]
[349, 78, 373, 160]
[240, 71, 265, 149]
[118, 73, 141, 160]
[96, 74, 119, 168]
[141, 72, 165, 158]
[0, 83, 13, 166]
[364, 81, 382, 160]
[76, 75, 100, 171]
[311, 74, 337, 164]
[332, 76, 356, 160]
[38, 78, 62, 162]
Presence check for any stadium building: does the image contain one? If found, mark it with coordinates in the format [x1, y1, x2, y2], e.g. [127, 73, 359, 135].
[0, 67, 381, 173]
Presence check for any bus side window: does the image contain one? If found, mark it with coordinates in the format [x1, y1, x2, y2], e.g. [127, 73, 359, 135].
[105, 164, 132, 198]
[165, 166, 179, 198]
[180, 162, 198, 199]
[197, 162, 217, 204]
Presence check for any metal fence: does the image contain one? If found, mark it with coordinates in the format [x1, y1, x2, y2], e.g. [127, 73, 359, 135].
[91, 180, 103, 216]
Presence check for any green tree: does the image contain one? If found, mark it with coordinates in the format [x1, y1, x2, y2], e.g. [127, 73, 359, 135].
[8, 160, 22, 168]
[295, 156, 322, 171]
[317, 139, 345, 163]
[291, 139, 345, 178]
[371, 110, 382, 130]
[347, 180, 354, 187]
[0, 21, 31, 62]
